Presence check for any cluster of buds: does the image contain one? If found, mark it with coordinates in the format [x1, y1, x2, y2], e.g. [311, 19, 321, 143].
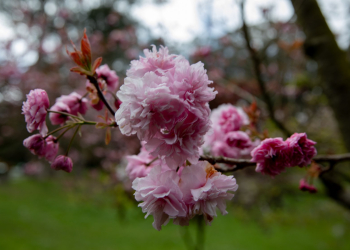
[22, 89, 73, 172]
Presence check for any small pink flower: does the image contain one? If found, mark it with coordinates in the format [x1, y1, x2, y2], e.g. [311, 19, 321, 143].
[299, 179, 317, 193]
[211, 141, 240, 158]
[56, 92, 88, 115]
[49, 102, 71, 125]
[211, 104, 249, 133]
[177, 162, 238, 225]
[225, 131, 252, 149]
[23, 134, 59, 162]
[22, 89, 50, 136]
[132, 166, 187, 230]
[251, 138, 289, 176]
[96, 64, 119, 92]
[203, 105, 255, 159]
[126, 142, 161, 181]
[51, 155, 73, 173]
[191, 46, 211, 58]
[286, 133, 317, 167]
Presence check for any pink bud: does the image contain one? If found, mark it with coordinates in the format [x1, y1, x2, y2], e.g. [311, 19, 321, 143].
[51, 155, 73, 173]
[23, 134, 59, 162]
[49, 102, 71, 125]
[91, 99, 104, 111]
[96, 64, 119, 92]
[56, 92, 88, 115]
[299, 179, 317, 193]
[114, 99, 122, 110]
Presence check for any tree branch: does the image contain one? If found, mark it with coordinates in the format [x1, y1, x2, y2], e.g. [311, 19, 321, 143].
[87, 75, 116, 116]
[199, 153, 350, 172]
[240, 1, 291, 137]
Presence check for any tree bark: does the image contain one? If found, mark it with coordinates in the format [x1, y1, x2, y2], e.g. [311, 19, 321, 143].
[290, 0, 350, 151]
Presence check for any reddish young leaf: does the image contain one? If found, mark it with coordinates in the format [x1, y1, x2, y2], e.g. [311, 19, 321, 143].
[105, 128, 111, 145]
[81, 29, 92, 69]
[66, 29, 101, 76]
[92, 57, 103, 73]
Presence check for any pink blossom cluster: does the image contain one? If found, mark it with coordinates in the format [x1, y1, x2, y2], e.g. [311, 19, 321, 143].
[132, 161, 238, 230]
[22, 89, 74, 172]
[203, 104, 258, 158]
[251, 133, 317, 176]
[116, 46, 217, 169]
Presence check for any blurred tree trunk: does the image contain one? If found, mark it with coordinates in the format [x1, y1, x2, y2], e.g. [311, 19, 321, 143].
[291, 0, 350, 151]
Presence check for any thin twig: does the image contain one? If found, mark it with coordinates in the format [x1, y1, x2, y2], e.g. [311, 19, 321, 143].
[215, 77, 266, 108]
[47, 109, 84, 121]
[55, 125, 74, 142]
[44, 124, 73, 138]
[240, 1, 291, 137]
[87, 75, 116, 116]
[145, 157, 159, 167]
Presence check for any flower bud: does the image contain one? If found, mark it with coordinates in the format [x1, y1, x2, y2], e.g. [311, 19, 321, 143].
[299, 179, 317, 193]
[114, 99, 122, 110]
[51, 155, 73, 173]
[22, 89, 50, 136]
[23, 134, 59, 162]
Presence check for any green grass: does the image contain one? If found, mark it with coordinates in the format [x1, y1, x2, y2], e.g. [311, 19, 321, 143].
[0, 178, 349, 250]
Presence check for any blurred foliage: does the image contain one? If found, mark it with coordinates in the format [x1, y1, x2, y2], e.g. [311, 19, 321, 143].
[0, 178, 349, 249]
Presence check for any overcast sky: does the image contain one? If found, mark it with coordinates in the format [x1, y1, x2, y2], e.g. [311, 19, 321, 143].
[129, 0, 349, 48]
[0, 0, 349, 59]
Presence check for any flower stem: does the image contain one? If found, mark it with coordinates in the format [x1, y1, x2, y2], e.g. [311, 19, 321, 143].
[145, 157, 158, 167]
[195, 215, 205, 250]
[45, 124, 73, 139]
[107, 90, 118, 100]
[80, 92, 89, 100]
[179, 226, 194, 250]
[47, 109, 83, 121]
[55, 125, 74, 142]
[65, 125, 81, 156]
[87, 75, 116, 116]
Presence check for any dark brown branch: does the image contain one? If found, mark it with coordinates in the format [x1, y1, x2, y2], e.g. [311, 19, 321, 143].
[240, 1, 291, 137]
[314, 153, 350, 163]
[199, 153, 350, 172]
[87, 75, 116, 116]
[199, 155, 255, 172]
[319, 174, 350, 210]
